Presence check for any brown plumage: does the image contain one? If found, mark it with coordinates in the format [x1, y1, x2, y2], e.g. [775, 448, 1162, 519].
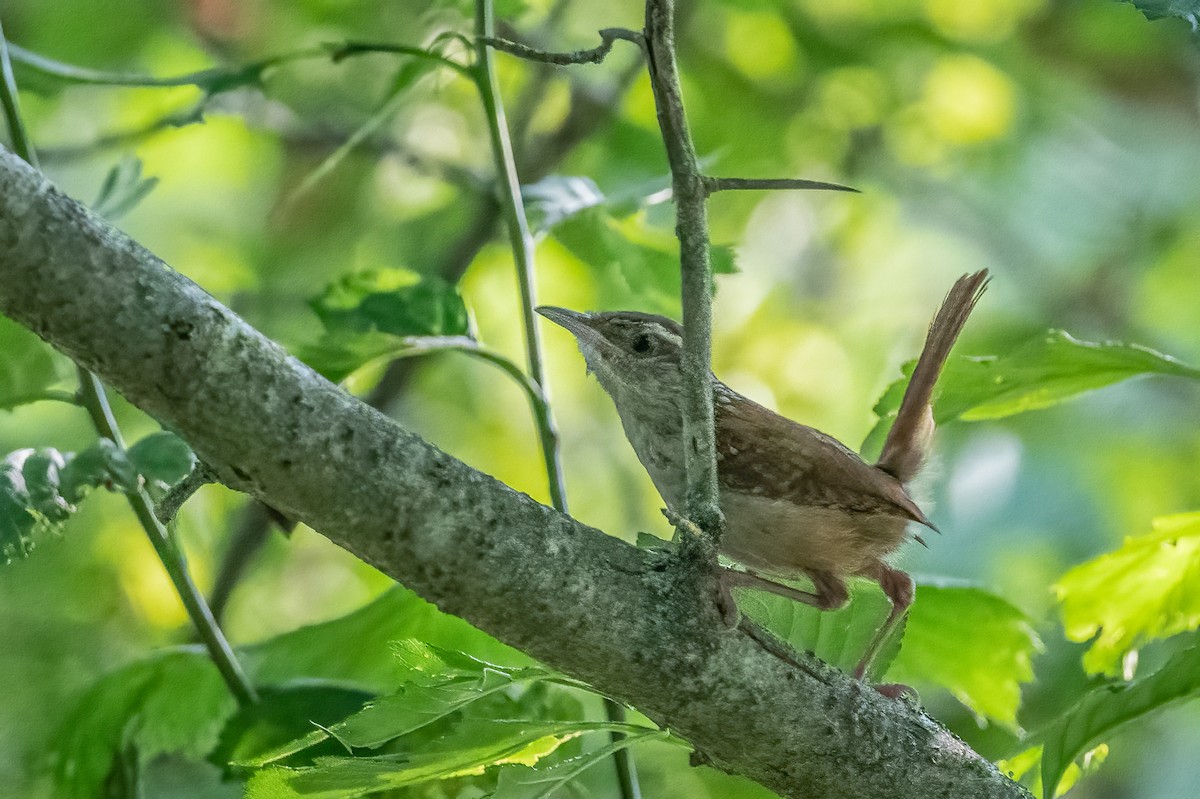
[536, 270, 988, 681]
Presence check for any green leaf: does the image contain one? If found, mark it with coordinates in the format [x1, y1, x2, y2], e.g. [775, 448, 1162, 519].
[211, 682, 375, 771]
[0, 315, 61, 411]
[92, 155, 159, 221]
[310, 269, 469, 339]
[553, 208, 736, 316]
[244, 719, 649, 799]
[300, 269, 473, 381]
[1, 443, 139, 562]
[863, 330, 1200, 458]
[60, 439, 139, 497]
[1055, 511, 1200, 675]
[0, 450, 37, 561]
[887, 584, 1040, 730]
[1122, 0, 1200, 22]
[734, 578, 903, 678]
[738, 580, 1037, 728]
[238, 586, 525, 691]
[50, 649, 238, 799]
[492, 730, 671, 799]
[998, 743, 1108, 798]
[127, 431, 197, 488]
[240, 655, 555, 766]
[1040, 641, 1200, 799]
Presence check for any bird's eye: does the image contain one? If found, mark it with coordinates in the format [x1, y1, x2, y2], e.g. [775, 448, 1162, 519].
[632, 334, 652, 354]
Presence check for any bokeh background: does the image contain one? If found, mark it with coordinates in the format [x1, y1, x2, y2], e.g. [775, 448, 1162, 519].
[3, 0, 1200, 796]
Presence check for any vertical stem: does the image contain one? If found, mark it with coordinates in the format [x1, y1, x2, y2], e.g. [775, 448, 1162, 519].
[473, 0, 567, 512]
[77, 371, 259, 707]
[473, 3, 640, 798]
[0, 23, 256, 708]
[643, 0, 723, 546]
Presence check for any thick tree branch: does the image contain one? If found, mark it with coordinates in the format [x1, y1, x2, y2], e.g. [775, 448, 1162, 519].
[0, 146, 1027, 799]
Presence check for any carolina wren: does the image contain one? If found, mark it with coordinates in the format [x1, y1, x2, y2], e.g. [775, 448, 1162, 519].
[537, 270, 988, 680]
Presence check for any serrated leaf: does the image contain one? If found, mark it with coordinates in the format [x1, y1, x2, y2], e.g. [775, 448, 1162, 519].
[211, 682, 374, 771]
[1122, 0, 1200, 22]
[310, 269, 469, 339]
[0, 315, 61, 411]
[1055, 512, 1200, 675]
[1040, 641, 1200, 798]
[887, 584, 1039, 730]
[241, 663, 555, 766]
[998, 743, 1108, 798]
[50, 649, 238, 799]
[863, 330, 1200, 459]
[127, 431, 196, 488]
[734, 578, 902, 678]
[492, 729, 671, 799]
[244, 720, 648, 799]
[298, 332, 478, 383]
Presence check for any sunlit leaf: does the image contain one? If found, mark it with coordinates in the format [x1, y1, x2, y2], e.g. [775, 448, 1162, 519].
[50, 649, 237, 799]
[244, 720, 649, 799]
[1040, 641, 1200, 798]
[888, 583, 1040, 730]
[1055, 511, 1200, 675]
[492, 729, 672, 799]
[998, 743, 1108, 798]
[863, 330, 1200, 458]
[127, 431, 196, 488]
[0, 315, 61, 412]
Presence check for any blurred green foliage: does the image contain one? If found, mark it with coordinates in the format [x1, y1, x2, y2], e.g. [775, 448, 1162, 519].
[3, 0, 1200, 797]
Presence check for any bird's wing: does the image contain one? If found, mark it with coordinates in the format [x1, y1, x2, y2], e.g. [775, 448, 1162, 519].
[715, 391, 933, 528]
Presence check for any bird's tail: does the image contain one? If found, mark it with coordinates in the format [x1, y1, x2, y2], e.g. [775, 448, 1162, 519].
[875, 270, 989, 484]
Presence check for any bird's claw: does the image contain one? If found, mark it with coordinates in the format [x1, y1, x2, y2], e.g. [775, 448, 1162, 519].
[661, 507, 704, 541]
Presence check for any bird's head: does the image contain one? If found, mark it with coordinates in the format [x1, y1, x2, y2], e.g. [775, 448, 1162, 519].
[536, 307, 686, 401]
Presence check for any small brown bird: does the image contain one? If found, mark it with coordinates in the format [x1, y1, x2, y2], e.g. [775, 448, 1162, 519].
[537, 270, 988, 680]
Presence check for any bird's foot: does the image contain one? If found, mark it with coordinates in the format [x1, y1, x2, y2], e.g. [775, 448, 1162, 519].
[871, 682, 918, 701]
[660, 507, 705, 542]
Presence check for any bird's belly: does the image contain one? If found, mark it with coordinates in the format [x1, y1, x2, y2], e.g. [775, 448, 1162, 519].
[718, 492, 909, 577]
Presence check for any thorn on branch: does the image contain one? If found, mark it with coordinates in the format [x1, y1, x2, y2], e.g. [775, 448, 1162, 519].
[702, 176, 860, 196]
[481, 28, 644, 66]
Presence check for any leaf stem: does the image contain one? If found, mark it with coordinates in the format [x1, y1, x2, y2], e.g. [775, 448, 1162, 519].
[473, 3, 640, 797]
[473, 0, 566, 512]
[0, 25, 256, 708]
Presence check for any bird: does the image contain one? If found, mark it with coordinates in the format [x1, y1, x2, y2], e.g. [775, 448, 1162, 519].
[536, 270, 989, 681]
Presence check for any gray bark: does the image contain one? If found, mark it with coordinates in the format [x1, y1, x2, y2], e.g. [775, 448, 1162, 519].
[0, 145, 1028, 799]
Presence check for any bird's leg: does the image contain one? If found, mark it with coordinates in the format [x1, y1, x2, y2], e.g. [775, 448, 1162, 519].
[717, 567, 848, 626]
[854, 562, 915, 683]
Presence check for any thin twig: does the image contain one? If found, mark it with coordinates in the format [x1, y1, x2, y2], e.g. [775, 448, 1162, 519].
[482, 27, 643, 65]
[704, 176, 859, 195]
[76, 370, 258, 706]
[0, 24, 257, 708]
[643, 0, 723, 551]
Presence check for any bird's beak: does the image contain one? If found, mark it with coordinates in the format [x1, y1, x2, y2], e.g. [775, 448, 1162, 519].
[536, 306, 594, 340]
